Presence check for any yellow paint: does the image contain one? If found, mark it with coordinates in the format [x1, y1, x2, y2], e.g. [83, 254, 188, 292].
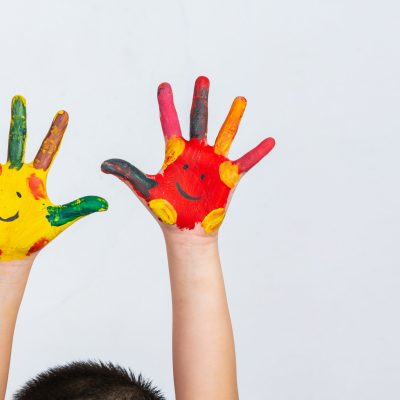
[162, 137, 185, 170]
[219, 161, 240, 188]
[201, 208, 226, 233]
[214, 96, 247, 156]
[0, 162, 74, 261]
[149, 198, 177, 225]
[13, 95, 26, 108]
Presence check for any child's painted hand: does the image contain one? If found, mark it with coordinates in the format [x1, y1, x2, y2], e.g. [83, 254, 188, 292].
[0, 96, 108, 261]
[102, 77, 275, 235]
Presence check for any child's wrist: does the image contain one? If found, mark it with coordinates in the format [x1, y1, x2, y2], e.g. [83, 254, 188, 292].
[163, 226, 220, 272]
[0, 255, 35, 291]
[162, 225, 219, 249]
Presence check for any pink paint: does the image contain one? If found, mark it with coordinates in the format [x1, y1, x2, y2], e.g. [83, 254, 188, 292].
[158, 82, 182, 140]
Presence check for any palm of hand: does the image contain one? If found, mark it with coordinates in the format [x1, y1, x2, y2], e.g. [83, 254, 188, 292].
[102, 77, 275, 234]
[0, 96, 108, 261]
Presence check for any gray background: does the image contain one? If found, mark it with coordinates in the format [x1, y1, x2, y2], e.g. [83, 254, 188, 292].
[1, 0, 399, 399]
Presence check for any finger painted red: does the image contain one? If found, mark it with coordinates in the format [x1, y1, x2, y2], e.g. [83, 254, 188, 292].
[234, 137, 276, 173]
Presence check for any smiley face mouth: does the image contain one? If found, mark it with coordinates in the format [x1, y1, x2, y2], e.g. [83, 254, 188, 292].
[0, 211, 19, 222]
[176, 182, 201, 201]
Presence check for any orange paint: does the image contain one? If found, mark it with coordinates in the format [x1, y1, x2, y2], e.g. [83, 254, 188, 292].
[215, 97, 247, 156]
[28, 173, 46, 200]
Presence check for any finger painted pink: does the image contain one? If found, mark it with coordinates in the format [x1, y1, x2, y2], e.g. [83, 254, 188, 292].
[158, 83, 182, 140]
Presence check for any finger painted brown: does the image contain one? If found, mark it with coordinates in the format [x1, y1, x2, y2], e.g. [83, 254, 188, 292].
[0, 96, 108, 261]
[102, 77, 275, 235]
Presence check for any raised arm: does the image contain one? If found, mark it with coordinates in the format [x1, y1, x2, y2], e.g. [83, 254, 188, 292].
[0, 257, 34, 400]
[102, 76, 275, 399]
[163, 230, 237, 399]
[0, 96, 107, 399]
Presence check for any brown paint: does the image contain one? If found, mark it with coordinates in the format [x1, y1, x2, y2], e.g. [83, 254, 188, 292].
[33, 111, 69, 170]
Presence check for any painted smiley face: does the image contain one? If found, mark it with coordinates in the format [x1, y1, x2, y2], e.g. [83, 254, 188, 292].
[0, 191, 22, 222]
[175, 163, 205, 201]
[0, 164, 50, 225]
[0, 163, 55, 259]
[148, 138, 233, 229]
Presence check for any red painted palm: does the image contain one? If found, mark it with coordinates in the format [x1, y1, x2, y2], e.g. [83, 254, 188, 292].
[101, 76, 275, 234]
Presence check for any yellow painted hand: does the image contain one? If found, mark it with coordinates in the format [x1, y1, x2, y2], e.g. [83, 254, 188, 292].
[0, 96, 108, 261]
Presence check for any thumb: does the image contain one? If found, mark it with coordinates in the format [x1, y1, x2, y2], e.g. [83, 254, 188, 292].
[46, 196, 108, 227]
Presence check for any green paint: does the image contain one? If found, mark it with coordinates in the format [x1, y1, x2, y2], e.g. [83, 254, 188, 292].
[8, 96, 27, 170]
[46, 196, 108, 227]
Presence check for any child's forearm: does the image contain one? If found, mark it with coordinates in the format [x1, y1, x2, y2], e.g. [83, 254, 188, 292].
[0, 256, 34, 400]
[164, 231, 238, 400]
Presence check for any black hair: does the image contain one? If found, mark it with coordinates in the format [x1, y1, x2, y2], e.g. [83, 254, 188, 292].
[13, 360, 165, 400]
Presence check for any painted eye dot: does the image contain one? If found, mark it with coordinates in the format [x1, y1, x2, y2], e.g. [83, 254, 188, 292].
[16, 192, 22, 198]
[183, 164, 189, 170]
[200, 174, 205, 180]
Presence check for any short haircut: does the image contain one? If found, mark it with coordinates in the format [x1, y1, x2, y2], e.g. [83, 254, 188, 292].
[13, 360, 165, 400]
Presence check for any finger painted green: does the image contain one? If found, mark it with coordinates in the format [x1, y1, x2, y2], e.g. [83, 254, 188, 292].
[46, 196, 108, 227]
[8, 96, 27, 170]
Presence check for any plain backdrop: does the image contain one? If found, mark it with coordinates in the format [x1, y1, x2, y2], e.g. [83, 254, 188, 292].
[1, 0, 399, 399]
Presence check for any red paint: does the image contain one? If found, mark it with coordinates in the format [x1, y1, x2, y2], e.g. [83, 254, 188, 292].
[28, 174, 46, 200]
[27, 238, 49, 255]
[135, 136, 275, 229]
[140, 139, 231, 229]
[236, 137, 275, 173]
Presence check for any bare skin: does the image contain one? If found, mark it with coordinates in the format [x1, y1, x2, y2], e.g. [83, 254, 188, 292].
[163, 227, 238, 400]
[0, 255, 35, 399]
[0, 232, 238, 400]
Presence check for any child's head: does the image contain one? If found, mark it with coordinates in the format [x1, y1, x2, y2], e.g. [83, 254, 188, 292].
[13, 361, 164, 400]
